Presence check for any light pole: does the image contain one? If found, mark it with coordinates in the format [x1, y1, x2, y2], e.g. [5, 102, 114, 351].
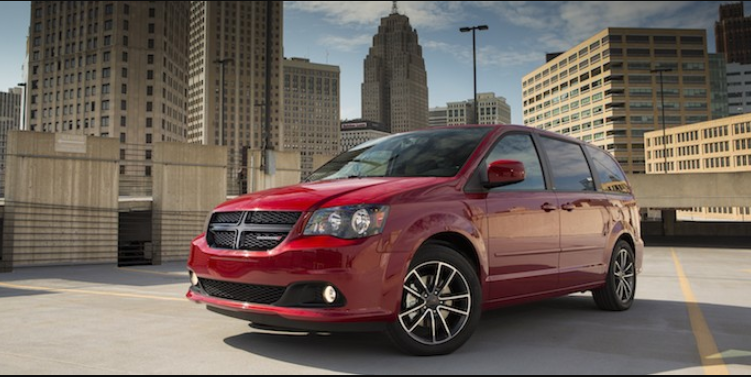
[460, 25, 489, 125]
[651, 67, 672, 174]
[214, 58, 233, 146]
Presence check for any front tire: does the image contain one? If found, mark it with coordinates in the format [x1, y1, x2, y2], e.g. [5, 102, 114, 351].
[386, 244, 482, 356]
[593, 240, 636, 311]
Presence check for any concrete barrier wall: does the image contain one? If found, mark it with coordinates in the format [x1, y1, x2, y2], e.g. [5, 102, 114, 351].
[152, 143, 227, 263]
[2, 132, 119, 269]
[247, 149, 302, 193]
[628, 173, 751, 208]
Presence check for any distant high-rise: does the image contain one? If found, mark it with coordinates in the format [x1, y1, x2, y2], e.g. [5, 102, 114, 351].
[727, 62, 751, 116]
[476, 93, 512, 125]
[0, 88, 22, 195]
[283, 58, 340, 178]
[362, 3, 428, 133]
[708, 54, 729, 120]
[429, 107, 448, 127]
[447, 100, 475, 126]
[187, 1, 284, 158]
[26, 1, 190, 183]
[340, 120, 390, 152]
[716, 2, 751, 65]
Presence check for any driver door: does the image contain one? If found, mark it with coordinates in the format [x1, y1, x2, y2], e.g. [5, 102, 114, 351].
[484, 133, 560, 300]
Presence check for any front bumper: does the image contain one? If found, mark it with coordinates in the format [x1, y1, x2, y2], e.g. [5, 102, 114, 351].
[187, 235, 407, 330]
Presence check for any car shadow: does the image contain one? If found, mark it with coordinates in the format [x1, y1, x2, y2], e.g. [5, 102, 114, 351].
[224, 296, 751, 374]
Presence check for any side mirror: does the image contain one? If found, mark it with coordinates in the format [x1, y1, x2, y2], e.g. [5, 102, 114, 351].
[485, 160, 526, 188]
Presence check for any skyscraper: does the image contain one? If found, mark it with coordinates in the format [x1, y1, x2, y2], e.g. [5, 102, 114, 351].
[187, 1, 284, 188]
[522, 28, 712, 174]
[26, 1, 190, 186]
[715, 2, 751, 65]
[362, 3, 428, 134]
[283, 58, 340, 178]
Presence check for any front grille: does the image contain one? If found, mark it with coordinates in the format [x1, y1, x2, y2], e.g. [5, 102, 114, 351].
[209, 231, 236, 249]
[211, 212, 243, 224]
[206, 211, 301, 251]
[247, 211, 302, 225]
[240, 232, 288, 251]
[199, 278, 285, 305]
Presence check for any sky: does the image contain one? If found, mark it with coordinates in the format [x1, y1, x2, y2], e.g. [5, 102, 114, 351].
[0, 1, 746, 125]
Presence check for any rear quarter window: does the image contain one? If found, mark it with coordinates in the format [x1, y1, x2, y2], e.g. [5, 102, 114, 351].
[587, 146, 631, 194]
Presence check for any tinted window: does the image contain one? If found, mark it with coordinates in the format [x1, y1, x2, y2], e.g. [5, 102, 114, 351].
[541, 137, 595, 191]
[307, 128, 492, 182]
[486, 134, 545, 191]
[587, 146, 630, 194]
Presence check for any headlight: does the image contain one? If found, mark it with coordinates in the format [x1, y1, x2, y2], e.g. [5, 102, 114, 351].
[304, 205, 390, 239]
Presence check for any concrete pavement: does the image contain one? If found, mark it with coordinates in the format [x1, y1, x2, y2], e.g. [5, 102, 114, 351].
[0, 247, 749, 375]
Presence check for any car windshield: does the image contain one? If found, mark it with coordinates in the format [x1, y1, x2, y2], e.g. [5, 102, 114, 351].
[306, 127, 492, 182]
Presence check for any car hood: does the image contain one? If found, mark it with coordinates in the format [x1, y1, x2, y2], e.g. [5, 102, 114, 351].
[214, 177, 451, 213]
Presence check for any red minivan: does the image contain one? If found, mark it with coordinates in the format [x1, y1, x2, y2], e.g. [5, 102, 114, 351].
[187, 125, 643, 356]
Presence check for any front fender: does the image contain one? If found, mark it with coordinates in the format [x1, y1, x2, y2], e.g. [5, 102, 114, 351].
[377, 203, 488, 316]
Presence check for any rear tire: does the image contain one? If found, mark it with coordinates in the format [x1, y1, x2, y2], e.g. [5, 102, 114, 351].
[593, 241, 636, 311]
[386, 244, 482, 356]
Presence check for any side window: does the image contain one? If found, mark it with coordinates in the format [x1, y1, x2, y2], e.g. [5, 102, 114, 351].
[540, 137, 595, 191]
[485, 134, 546, 191]
[588, 146, 631, 194]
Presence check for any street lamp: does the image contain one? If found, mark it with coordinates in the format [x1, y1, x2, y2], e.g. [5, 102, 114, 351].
[214, 58, 233, 146]
[460, 25, 489, 125]
[651, 67, 672, 174]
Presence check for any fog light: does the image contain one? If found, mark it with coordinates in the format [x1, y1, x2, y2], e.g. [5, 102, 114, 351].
[190, 271, 199, 287]
[323, 286, 337, 304]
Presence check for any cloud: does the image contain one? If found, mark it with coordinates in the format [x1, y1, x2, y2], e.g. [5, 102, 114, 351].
[472, 1, 720, 52]
[423, 40, 542, 68]
[318, 34, 373, 52]
[286, 1, 463, 30]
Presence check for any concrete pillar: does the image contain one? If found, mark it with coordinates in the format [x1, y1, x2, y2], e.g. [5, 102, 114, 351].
[152, 143, 227, 264]
[247, 149, 302, 193]
[2, 132, 119, 269]
[662, 209, 677, 237]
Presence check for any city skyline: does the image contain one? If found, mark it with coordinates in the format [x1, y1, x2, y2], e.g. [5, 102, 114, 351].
[0, 1, 746, 125]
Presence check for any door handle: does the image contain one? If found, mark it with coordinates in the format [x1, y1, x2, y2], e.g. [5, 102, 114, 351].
[541, 203, 557, 212]
[561, 203, 576, 212]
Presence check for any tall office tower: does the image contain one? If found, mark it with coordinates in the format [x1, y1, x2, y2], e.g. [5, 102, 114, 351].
[26, 2, 190, 182]
[0, 88, 22, 196]
[522, 28, 712, 174]
[362, 3, 428, 133]
[282, 58, 340, 178]
[187, 1, 284, 168]
[716, 2, 751, 65]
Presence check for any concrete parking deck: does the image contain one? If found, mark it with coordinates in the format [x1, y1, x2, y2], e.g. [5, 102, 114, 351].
[0, 247, 749, 375]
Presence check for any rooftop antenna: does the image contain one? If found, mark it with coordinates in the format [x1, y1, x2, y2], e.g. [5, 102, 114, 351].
[392, 1, 398, 14]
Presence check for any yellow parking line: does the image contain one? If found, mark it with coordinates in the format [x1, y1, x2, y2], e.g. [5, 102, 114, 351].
[0, 282, 185, 303]
[118, 267, 186, 277]
[671, 249, 730, 376]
